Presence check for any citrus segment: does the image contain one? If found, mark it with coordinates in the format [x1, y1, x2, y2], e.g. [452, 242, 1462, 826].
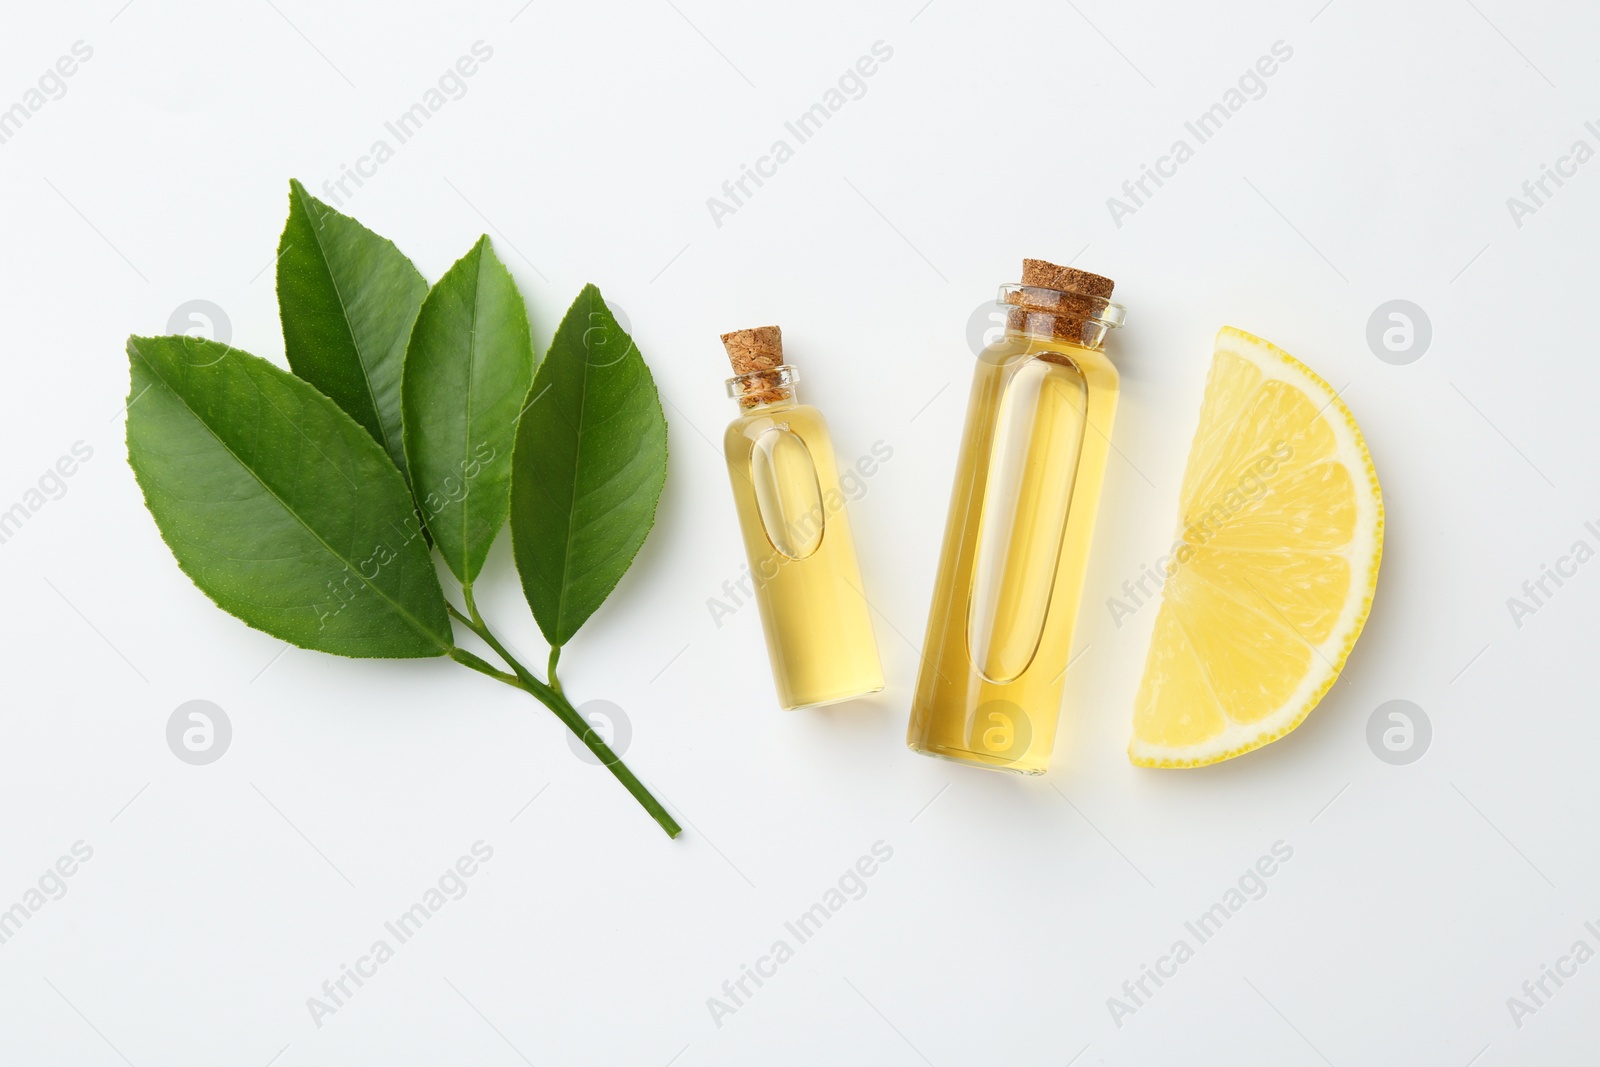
[1129, 327, 1383, 767]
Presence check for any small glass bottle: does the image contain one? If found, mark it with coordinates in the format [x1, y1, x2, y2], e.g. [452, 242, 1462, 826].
[907, 260, 1126, 772]
[721, 326, 885, 709]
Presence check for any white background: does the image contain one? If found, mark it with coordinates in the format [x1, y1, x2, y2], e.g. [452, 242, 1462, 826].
[1, 1, 1596, 1063]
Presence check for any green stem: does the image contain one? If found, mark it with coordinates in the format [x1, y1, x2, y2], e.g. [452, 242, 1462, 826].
[548, 645, 563, 695]
[448, 646, 518, 687]
[446, 603, 681, 839]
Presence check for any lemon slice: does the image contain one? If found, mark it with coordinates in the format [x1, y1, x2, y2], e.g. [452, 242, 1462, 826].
[1129, 327, 1383, 767]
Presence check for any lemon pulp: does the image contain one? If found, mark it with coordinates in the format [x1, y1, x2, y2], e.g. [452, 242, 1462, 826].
[1130, 327, 1383, 767]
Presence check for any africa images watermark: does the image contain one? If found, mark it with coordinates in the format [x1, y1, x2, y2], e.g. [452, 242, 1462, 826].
[0, 440, 95, 548]
[306, 840, 495, 1028]
[310, 441, 497, 630]
[707, 440, 893, 628]
[0, 841, 95, 948]
[0, 40, 94, 148]
[705, 40, 895, 228]
[705, 840, 895, 1029]
[1505, 519, 1600, 629]
[1504, 121, 1600, 229]
[1106, 40, 1294, 228]
[167, 700, 233, 766]
[1105, 440, 1293, 627]
[1505, 917, 1600, 1029]
[1107, 840, 1295, 1028]
[317, 41, 495, 208]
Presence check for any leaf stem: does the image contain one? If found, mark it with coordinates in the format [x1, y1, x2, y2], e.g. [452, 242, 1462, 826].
[448, 647, 519, 687]
[548, 645, 563, 695]
[445, 603, 680, 839]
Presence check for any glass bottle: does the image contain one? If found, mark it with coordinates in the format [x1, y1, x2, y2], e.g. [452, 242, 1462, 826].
[907, 260, 1126, 772]
[721, 326, 885, 710]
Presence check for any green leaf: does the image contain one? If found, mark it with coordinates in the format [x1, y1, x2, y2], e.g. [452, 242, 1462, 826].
[126, 335, 454, 658]
[510, 285, 667, 647]
[402, 236, 534, 586]
[276, 178, 427, 483]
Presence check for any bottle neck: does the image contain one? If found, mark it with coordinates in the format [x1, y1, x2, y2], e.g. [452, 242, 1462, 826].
[727, 364, 800, 411]
[998, 283, 1125, 352]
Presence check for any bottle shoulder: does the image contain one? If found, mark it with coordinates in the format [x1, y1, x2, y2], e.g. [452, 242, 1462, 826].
[975, 338, 1119, 386]
[725, 403, 832, 444]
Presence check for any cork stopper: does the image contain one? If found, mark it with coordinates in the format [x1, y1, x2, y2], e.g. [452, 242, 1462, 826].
[721, 325, 791, 407]
[1019, 258, 1115, 299]
[1004, 258, 1118, 346]
[720, 325, 784, 375]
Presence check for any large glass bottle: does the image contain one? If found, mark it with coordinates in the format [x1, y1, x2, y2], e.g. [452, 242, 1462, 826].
[721, 326, 884, 710]
[907, 260, 1126, 772]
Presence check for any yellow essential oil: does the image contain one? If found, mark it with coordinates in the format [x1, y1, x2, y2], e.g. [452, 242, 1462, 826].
[721, 326, 884, 710]
[907, 260, 1126, 772]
